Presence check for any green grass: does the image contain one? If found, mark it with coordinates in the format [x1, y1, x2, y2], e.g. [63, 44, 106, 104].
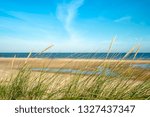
[0, 57, 149, 100]
[0, 41, 149, 100]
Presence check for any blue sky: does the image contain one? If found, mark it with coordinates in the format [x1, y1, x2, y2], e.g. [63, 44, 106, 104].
[0, 0, 150, 52]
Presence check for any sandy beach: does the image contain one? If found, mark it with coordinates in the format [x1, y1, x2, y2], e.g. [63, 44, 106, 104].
[0, 58, 150, 69]
[0, 58, 150, 72]
[0, 58, 149, 99]
[0, 57, 149, 80]
[0, 58, 149, 100]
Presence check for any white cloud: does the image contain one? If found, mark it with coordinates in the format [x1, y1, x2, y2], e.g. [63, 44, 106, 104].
[114, 16, 132, 23]
[56, 0, 84, 41]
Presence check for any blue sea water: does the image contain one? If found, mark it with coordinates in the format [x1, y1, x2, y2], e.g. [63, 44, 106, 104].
[0, 53, 149, 60]
[32, 66, 117, 76]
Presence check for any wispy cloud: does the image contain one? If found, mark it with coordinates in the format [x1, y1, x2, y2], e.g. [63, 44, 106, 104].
[0, 10, 23, 21]
[114, 16, 132, 23]
[56, 0, 84, 41]
[0, 11, 60, 40]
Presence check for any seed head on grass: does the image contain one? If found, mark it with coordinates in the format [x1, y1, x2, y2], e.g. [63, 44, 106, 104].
[0, 44, 149, 100]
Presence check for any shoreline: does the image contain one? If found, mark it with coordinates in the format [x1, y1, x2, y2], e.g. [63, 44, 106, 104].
[0, 58, 149, 72]
[0, 57, 149, 82]
[0, 57, 150, 63]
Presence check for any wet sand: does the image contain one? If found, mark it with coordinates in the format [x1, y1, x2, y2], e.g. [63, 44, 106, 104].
[0, 58, 149, 69]
[0, 57, 149, 92]
[0, 58, 149, 80]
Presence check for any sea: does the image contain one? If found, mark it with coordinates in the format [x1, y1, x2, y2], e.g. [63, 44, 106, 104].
[0, 53, 149, 60]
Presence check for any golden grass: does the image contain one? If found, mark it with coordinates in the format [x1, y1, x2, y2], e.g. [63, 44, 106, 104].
[0, 43, 149, 100]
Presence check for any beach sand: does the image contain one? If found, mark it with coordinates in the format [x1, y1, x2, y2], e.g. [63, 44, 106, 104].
[0, 58, 149, 81]
[0, 58, 149, 69]
[0, 58, 149, 99]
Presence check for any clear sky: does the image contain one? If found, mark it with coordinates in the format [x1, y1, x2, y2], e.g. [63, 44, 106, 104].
[0, 0, 150, 52]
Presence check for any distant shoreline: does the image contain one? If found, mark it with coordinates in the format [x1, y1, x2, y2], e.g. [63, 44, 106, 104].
[0, 53, 150, 60]
[0, 58, 150, 64]
[0, 58, 149, 82]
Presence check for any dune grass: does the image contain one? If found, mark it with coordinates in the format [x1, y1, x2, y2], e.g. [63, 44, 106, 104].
[0, 42, 149, 100]
[0, 57, 149, 100]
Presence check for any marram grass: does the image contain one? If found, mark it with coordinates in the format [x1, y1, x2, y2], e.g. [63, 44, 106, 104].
[0, 43, 150, 100]
[0, 56, 149, 100]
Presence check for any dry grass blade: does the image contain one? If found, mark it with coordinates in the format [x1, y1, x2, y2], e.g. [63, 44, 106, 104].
[39, 45, 54, 55]
[122, 46, 135, 59]
[25, 52, 32, 64]
[11, 55, 16, 70]
[106, 36, 116, 59]
[133, 45, 140, 60]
